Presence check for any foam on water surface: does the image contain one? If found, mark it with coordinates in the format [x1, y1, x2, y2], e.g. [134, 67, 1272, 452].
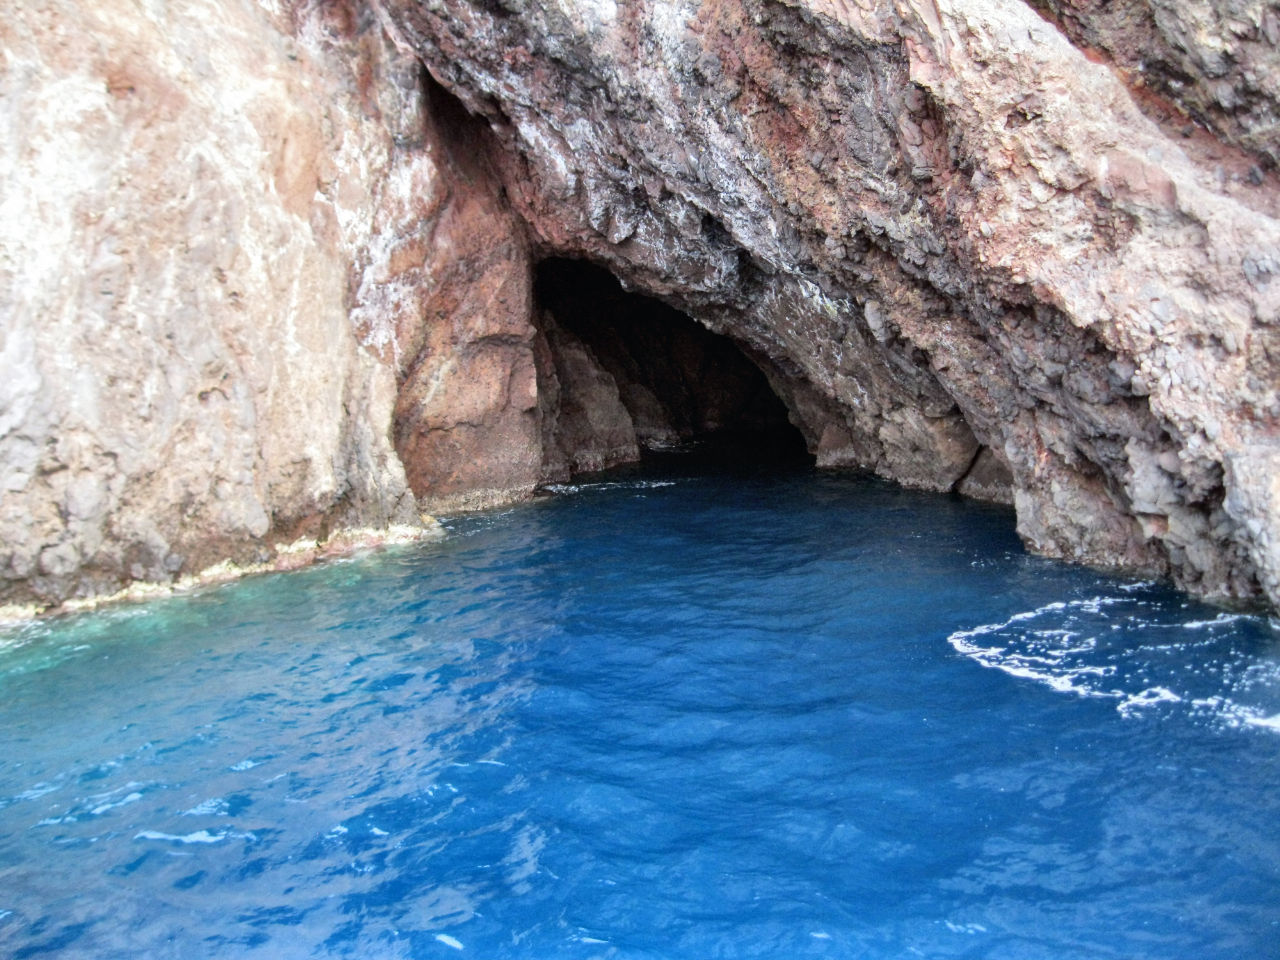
[948, 590, 1280, 731]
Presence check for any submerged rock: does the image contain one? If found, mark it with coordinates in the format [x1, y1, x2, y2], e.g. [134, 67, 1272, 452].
[2, 0, 1278, 612]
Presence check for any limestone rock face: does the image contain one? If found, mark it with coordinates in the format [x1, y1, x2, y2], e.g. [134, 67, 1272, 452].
[383, 0, 1280, 606]
[381, 76, 548, 513]
[0, 0, 434, 610]
[3, 0, 1279, 613]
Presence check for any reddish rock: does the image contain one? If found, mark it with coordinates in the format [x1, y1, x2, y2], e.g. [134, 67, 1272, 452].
[383, 0, 1280, 605]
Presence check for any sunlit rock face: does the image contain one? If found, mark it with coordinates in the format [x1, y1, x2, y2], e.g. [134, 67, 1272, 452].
[383, 0, 1280, 606]
[0, 0, 437, 610]
[3, 0, 1279, 613]
[1025, 0, 1280, 169]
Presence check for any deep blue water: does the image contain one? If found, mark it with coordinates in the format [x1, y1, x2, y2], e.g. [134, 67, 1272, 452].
[1, 469, 1278, 959]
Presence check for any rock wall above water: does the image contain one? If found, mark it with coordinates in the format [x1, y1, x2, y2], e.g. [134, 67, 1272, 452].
[0, 0, 435, 613]
[382, 0, 1280, 606]
[3, 0, 1279, 614]
[0, 0, 633, 613]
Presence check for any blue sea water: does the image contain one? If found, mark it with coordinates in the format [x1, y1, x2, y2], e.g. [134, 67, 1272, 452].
[0, 469, 1277, 959]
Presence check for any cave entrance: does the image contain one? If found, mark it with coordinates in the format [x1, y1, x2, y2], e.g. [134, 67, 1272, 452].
[535, 258, 812, 471]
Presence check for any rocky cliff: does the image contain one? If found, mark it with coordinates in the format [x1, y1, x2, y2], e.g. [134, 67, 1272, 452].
[0, 0, 433, 614]
[2, 0, 1278, 615]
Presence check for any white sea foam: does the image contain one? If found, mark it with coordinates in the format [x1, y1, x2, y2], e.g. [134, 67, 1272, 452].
[136, 830, 225, 844]
[1180, 613, 1250, 630]
[90, 791, 142, 815]
[182, 797, 228, 817]
[1117, 686, 1183, 718]
[134, 829, 255, 844]
[540, 480, 679, 497]
[1192, 696, 1280, 732]
[35, 785, 145, 823]
[1244, 712, 1280, 731]
[1117, 580, 1158, 593]
[9, 783, 61, 804]
[948, 598, 1125, 700]
[949, 597, 1278, 733]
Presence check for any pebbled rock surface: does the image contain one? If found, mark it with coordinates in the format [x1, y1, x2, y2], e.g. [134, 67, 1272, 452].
[384, 0, 1280, 606]
[1026, 0, 1280, 169]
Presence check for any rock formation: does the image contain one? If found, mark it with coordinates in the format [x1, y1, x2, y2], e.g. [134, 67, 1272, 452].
[0, 0, 433, 613]
[382, 0, 1280, 605]
[2, 0, 1278, 615]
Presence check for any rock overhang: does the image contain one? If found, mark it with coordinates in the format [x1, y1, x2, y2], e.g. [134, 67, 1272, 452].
[381, 0, 1280, 605]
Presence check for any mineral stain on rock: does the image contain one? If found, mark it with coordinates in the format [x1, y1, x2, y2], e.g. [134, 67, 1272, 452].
[2, 0, 1279, 615]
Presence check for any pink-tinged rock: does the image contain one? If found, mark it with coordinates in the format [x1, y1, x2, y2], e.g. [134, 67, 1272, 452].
[0, 0, 431, 611]
[4, 0, 1280, 614]
[381, 0, 1280, 605]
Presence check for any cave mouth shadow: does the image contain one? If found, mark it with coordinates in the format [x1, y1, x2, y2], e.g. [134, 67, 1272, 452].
[535, 258, 814, 472]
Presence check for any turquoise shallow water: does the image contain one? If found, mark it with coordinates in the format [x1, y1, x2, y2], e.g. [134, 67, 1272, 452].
[0, 469, 1277, 959]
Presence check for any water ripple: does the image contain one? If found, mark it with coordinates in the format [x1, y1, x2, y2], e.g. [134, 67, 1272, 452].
[0, 472, 1276, 958]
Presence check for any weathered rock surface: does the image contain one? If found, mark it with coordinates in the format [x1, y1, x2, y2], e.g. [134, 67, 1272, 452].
[384, 0, 1280, 606]
[1027, 0, 1280, 168]
[3, 0, 1279, 613]
[381, 73, 548, 512]
[0, 0, 437, 612]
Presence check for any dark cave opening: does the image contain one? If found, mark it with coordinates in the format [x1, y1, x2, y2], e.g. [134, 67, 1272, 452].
[534, 258, 813, 469]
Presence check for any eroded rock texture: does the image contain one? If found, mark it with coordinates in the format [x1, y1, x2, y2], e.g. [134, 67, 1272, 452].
[381, 0, 1280, 606]
[3, 0, 1279, 613]
[0, 0, 438, 611]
